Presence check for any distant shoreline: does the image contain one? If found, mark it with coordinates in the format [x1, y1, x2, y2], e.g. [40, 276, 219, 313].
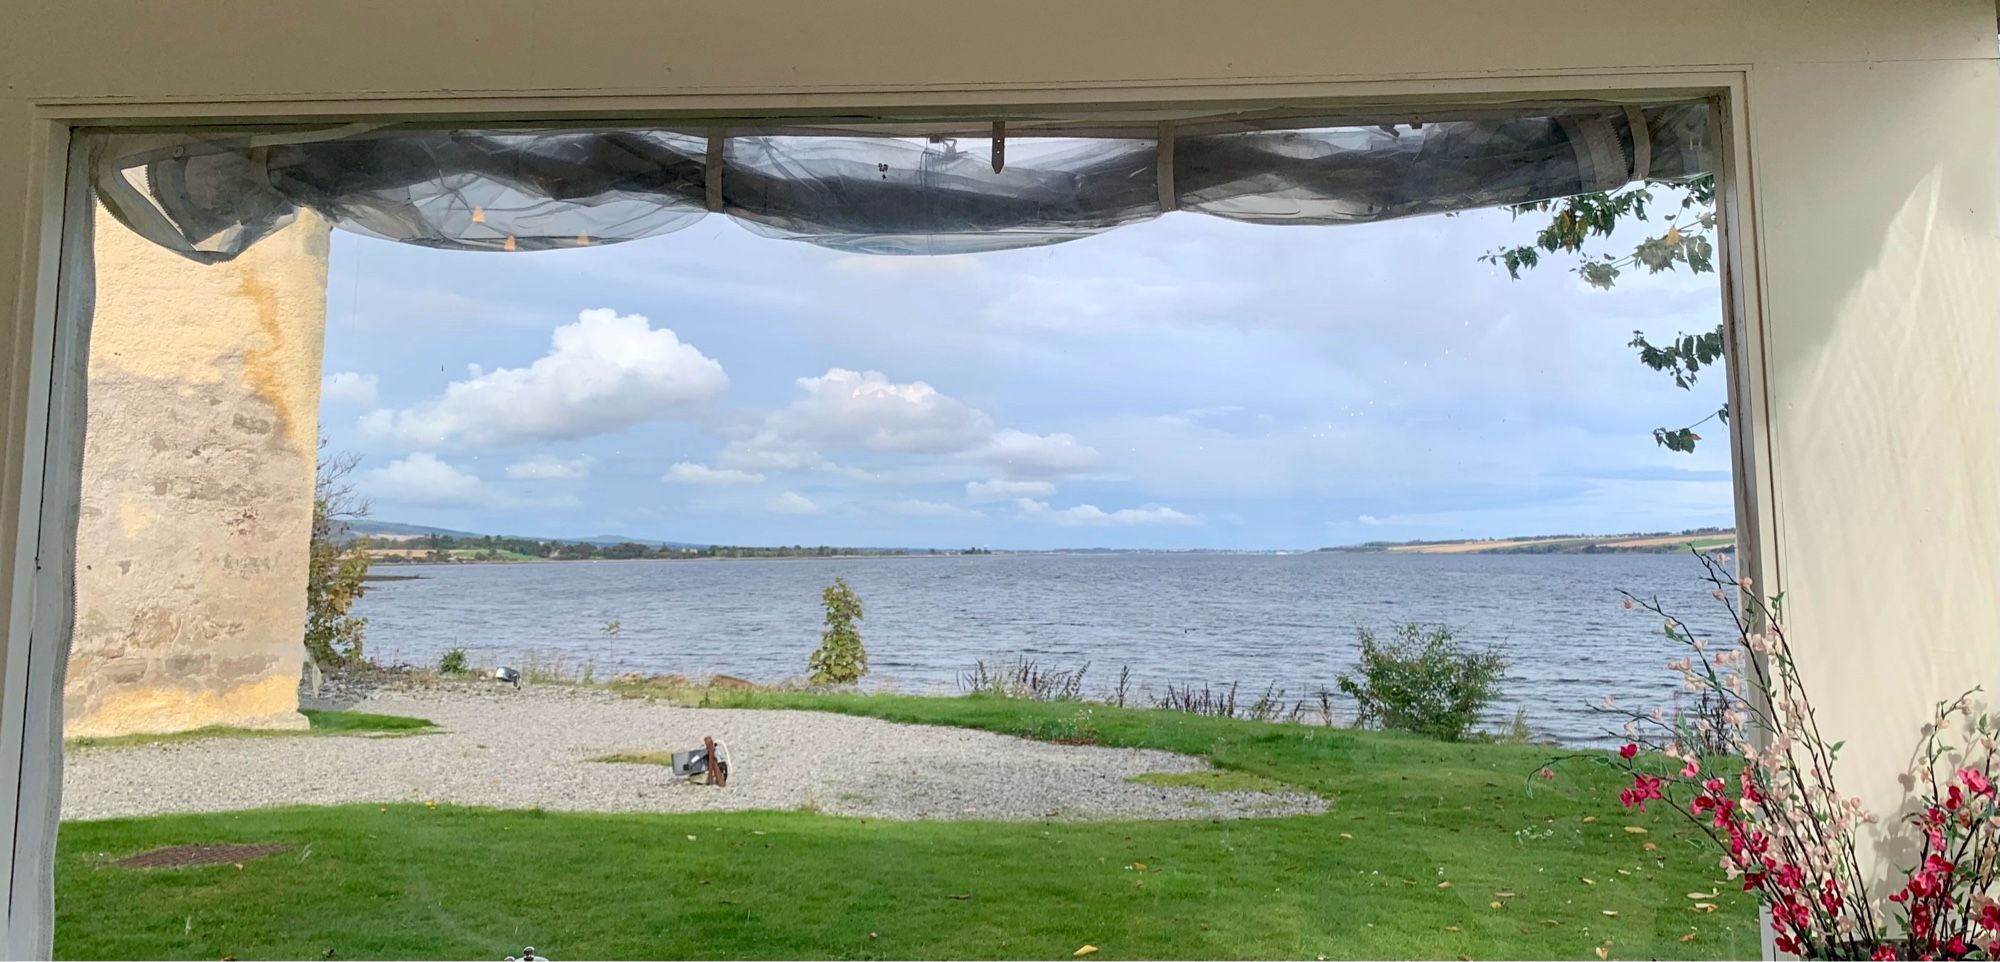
[1322, 529, 1735, 556]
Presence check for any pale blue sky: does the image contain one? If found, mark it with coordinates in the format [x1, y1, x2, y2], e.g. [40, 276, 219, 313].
[318, 205, 1732, 550]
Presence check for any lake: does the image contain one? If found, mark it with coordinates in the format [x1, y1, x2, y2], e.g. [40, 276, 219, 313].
[354, 550, 1733, 745]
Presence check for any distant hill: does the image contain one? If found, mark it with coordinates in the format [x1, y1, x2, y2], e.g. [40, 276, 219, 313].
[339, 519, 694, 548]
[342, 516, 736, 548]
[338, 519, 484, 541]
[570, 534, 688, 549]
[1323, 528, 1735, 556]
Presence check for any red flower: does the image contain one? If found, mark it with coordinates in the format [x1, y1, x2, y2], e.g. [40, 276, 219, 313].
[1949, 936, 1970, 956]
[1978, 903, 2000, 931]
[1871, 947, 1899, 961]
[1619, 773, 1664, 811]
[1739, 772, 1764, 804]
[1619, 743, 1638, 760]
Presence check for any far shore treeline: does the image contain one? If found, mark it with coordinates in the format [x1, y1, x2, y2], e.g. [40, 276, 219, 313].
[351, 530, 982, 564]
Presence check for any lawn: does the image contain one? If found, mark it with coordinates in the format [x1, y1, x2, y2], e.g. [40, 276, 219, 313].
[55, 694, 1758, 960]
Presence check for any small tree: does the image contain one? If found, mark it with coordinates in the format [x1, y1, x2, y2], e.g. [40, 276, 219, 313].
[1336, 623, 1505, 742]
[807, 577, 867, 686]
[305, 442, 373, 667]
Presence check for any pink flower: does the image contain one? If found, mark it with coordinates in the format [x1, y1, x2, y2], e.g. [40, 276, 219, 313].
[1963, 767, 1995, 797]
[1537, 767, 1554, 781]
[1681, 758, 1701, 779]
[1619, 743, 1638, 760]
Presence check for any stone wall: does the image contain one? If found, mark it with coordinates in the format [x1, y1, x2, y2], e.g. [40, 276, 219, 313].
[63, 209, 331, 738]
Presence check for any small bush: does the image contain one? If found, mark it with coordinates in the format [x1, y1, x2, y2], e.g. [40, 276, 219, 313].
[438, 647, 469, 675]
[1336, 623, 1505, 742]
[807, 578, 867, 685]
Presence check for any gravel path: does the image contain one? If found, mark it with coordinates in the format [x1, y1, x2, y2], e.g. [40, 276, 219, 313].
[61, 684, 1326, 822]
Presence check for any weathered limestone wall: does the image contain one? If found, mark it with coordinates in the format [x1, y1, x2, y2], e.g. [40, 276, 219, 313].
[63, 209, 331, 738]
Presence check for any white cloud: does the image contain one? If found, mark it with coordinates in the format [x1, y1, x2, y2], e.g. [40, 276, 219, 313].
[771, 491, 822, 515]
[322, 371, 379, 406]
[363, 453, 490, 507]
[505, 454, 593, 480]
[979, 429, 1103, 479]
[359, 308, 728, 448]
[965, 479, 1056, 503]
[664, 462, 766, 485]
[1357, 514, 1383, 526]
[719, 368, 1101, 483]
[765, 368, 993, 454]
[1013, 498, 1199, 527]
[884, 498, 981, 518]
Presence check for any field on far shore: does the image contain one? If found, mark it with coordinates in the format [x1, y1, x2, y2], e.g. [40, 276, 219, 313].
[1380, 532, 1734, 556]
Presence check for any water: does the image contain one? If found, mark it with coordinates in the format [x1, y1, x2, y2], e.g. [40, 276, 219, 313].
[355, 550, 1732, 745]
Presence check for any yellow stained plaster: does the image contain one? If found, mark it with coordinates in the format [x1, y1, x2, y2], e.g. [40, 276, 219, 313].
[65, 673, 308, 740]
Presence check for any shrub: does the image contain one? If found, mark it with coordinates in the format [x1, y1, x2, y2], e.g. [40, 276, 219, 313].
[1336, 622, 1505, 742]
[438, 647, 468, 675]
[807, 577, 867, 685]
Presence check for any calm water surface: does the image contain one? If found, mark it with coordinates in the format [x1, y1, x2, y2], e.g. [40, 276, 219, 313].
[356, 551, 1731, 745]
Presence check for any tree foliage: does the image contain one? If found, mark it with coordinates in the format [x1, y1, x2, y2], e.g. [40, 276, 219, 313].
[306, 443, 373, 667]
[1481, 174, 1727, 452]
[807, 577, 867, 686]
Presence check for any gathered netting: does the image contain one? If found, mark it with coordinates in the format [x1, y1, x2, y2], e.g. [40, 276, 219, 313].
[91, 102, 1712, 261]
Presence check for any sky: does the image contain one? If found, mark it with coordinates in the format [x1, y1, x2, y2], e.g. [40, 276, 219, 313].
[318, 203, 1732, 551]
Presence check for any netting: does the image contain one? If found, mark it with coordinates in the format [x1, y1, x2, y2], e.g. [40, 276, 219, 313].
[90, 102, 1713, 261]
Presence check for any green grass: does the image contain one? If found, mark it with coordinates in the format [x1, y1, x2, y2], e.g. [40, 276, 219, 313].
[298, 710, 436, 735]
[64, 709, 434, 749]
[1126, 770, 1291, 793]
[55, 693, 1757, 960]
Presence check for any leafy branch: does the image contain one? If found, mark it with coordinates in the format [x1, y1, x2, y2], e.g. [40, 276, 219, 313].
[1482, 174, 1726, 452]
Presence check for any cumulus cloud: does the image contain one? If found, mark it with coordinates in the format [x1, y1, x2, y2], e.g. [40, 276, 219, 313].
[978, 429, 1102, 479]
[770, 491, 822, 515]
[760, 368, 991, 454]
[664, 462, 766, 485]
[1013, 498, 1198, 527]
[363, 453, 491, 507]
[322, 371, 379, 405]
[884, 498, 981, 518]
[965, 479, 1056, 503]
[505, 454, 593, 480]
[719, 368, 1100, 482]
[359, 308, 727, 448]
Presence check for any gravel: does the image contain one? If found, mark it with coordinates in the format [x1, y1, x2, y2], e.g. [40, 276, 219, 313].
[61, 683, 1327, 822]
